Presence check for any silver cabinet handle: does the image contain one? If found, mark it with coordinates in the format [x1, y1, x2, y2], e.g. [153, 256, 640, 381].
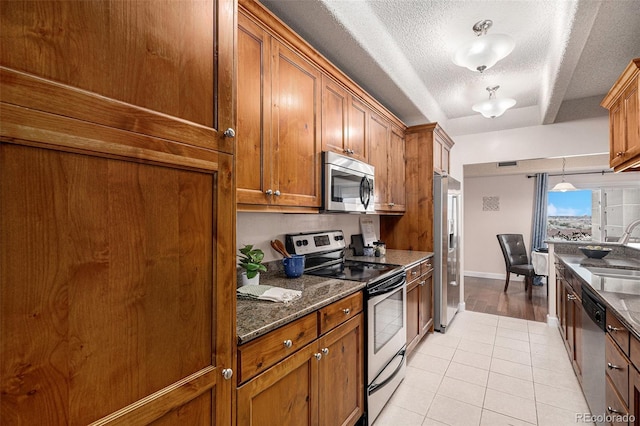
[419, 280, 426, 286]
[343, 148, 349, 154]
[411, 271, 418, 276]
[265, 189, 273, 195]
[283, 339, 292, 349]
[388, 202, 395, 207]
[274, 190, 281, 196]
[223, 128, 236, 138]
[567, 294, 577, 301]
[616, 151, 625, 157]
[607, 362, 622, 370]
[349, 149, 354, 154]
[321, 348, 329, 356]
[343, 308, 350, 315]
[608, 406, 622, 414]
[314, 353, 322, 361]
[222, 368, 233, 380]
[607, 325, 623, 332]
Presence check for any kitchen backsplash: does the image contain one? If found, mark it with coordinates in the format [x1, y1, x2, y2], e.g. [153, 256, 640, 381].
[237, 212, 380, 262]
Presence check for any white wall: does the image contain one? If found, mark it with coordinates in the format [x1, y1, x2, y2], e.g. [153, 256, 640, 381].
[464, 174, 535, 279]
[237, 212, 380, 263]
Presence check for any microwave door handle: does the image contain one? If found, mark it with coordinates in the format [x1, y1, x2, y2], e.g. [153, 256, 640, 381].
[360, 177, 370, 209]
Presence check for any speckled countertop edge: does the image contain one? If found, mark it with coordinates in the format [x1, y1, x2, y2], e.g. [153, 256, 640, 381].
[555, 252, 640, 339]
[237, 249, 434, 345]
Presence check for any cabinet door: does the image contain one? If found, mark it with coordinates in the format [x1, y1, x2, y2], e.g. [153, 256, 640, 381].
[348, 96, 369, 162]
[388, 125, 406, 212]
[629, 366, 640, 426]
[368, 111, 391, 210]
[322, 75, 349, 156]
[623, 83, 640, 163]
[572, 295, 582, 378]
[0, 0, 231, 131]
[442, 145, 450, 175]
[419, 274, 434, 336]
[237, 13, 273, 204]
[271, 39, 322, 207]
[406, 281, 421, 353]
[318, 315, 365, 426]
[433, 136, 443, 174]
[610, 99, 627, 168]
[237, 344, 318, 426]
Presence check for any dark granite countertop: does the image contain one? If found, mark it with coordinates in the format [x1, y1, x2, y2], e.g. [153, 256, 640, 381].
[555, 249, 640, 339]
[346, 249, 433, 267]
[237, 249, 434, 345]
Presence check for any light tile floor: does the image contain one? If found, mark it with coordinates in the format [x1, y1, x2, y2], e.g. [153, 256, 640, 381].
[373, 310, 594, 426]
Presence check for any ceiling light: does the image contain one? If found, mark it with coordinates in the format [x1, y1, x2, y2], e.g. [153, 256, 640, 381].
[472, 86, 516, 118]
[453, 20, 515, 73]
[551, 158, 577, 192]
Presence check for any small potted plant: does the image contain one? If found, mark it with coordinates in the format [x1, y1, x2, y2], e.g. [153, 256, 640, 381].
[238, 244, 267, 286]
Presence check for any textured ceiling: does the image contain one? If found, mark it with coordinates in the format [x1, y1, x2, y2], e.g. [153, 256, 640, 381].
[259, 0, 640, 136]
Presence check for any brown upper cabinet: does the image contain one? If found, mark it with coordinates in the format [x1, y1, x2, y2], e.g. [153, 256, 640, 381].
[432, 124, 454, 175]
[237, 0, 407, 213]
[322, 75, 368, 162]
[369, 113, 406, 213]
[237, 11, 322, 210]
[601, 58, 640, 172]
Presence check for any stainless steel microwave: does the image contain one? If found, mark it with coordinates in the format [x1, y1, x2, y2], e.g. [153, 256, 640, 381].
[322, 151, 375, 213]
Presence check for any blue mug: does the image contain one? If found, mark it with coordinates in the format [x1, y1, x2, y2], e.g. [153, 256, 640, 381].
[283, 254, 305, 278]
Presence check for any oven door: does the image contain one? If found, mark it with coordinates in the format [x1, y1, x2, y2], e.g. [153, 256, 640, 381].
[323, 160, 374, 213]
[367, 277, 406, 380]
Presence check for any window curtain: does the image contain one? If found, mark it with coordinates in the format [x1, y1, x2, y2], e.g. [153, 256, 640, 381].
[531, 172, 548, 284]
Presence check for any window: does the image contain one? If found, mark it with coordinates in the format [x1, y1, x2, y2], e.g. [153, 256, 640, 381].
[547, 190, 593, 241]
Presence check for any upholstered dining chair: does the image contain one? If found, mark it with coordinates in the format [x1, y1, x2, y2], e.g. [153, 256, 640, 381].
[496, 234, 537, 299]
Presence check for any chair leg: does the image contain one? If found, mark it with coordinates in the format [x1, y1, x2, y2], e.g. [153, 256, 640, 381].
[504, 273, 510, 292]
[528, 277, 533, 300]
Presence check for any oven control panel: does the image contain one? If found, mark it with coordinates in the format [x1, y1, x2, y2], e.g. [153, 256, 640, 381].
[286, 230, 346, 255]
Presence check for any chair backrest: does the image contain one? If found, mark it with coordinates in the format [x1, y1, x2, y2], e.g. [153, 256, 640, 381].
[496, 234, 530, 268]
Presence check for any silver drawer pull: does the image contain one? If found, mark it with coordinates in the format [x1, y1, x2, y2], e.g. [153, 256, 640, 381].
[342, 308, 351, 315]
[321, 347, 329, 356]
[607, 325, 623, 332]
[419, 280, 426, 286]
[608, 406, 622, 414]
[314, 353, 322, 361]
[283, 339, 293, 348]
[222, 368, 233, 380]
[411, 271, 418, 276]
[567, 294, 577, 301]
[607, 362, 623, 370]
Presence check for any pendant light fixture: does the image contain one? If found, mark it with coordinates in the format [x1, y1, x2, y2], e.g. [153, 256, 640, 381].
[453, 19, 515, 73]
[472, 86, 516, 118]
[551, 158, 577, 192]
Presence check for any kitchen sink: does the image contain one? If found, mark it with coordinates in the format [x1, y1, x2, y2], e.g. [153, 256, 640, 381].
[587, 267, 640, 280]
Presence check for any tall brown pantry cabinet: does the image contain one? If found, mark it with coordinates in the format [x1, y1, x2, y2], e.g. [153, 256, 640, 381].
[1, 1, 236, 425]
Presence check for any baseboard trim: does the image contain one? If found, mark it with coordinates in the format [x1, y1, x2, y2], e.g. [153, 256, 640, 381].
[546, 315, 559, 327]
[464, 271, 524, 281]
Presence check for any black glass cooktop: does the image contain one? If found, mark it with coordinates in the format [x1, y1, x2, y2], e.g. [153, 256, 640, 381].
[307, 260, 402, 284]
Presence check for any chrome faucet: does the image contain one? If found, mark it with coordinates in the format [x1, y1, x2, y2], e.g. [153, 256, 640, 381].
[618, 218, 640, 244]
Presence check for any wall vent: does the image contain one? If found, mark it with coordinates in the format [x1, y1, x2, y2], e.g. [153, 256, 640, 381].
[497, 161, 518, 167]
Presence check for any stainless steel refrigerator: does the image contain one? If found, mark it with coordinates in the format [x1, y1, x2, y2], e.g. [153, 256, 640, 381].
[433, 174, 461, 333]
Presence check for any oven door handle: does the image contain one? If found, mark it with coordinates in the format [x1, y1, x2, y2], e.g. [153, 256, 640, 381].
[367, 275, 406, 297]
[368, 348, 406, 395]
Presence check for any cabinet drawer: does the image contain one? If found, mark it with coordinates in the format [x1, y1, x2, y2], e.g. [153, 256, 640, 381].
[406, 263, 421, 283]
[606, 375, 629, 426]
[606, 334, 630, 406]
[238, 312, 318, 383]
[319, 291, 363, 335]
[630, 335, 640, 371]
[607, 314, 630, 356]
[421, 258, 433, 276]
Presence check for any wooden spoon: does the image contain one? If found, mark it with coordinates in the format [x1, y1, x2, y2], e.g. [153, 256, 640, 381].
[271, 239, 291, 258]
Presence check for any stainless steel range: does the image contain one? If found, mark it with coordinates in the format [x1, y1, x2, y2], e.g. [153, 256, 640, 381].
[285, 230, 407, 425]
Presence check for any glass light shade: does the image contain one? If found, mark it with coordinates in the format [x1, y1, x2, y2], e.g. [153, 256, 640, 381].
[472, 97, 516, 118]
[453, 33, 515, 72]
[550, 182, 577, 192]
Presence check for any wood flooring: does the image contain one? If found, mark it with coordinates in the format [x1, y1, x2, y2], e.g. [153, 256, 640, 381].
[464, 275, 548, 322]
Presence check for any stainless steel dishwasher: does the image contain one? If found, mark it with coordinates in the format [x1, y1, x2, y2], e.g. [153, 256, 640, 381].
[581, 285, 606, 426]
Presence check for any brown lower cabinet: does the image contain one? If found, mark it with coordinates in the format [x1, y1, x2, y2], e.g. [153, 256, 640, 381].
[237, 302, 364, 426]
[406, 258, 434, 354]
[556, 264, 582, 379]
